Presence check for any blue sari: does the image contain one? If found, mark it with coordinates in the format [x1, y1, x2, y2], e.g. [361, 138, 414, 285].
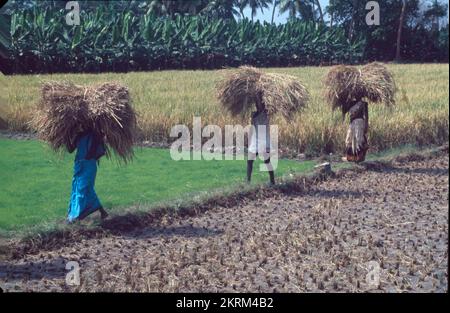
[67, 132, 106, 222]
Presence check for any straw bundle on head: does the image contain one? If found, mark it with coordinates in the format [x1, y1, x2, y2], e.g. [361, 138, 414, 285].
[216, 66, 309, 119]
[216, 66, 263, 116]
[86, 82, 136, 162]
[324, 62, 396, 115]
[259, 72, 309, 119]
[32, 81, 136, 162]
[324, 65, 364, 113]
[361, 62, 396, 106]
[31, 81, 90, 152]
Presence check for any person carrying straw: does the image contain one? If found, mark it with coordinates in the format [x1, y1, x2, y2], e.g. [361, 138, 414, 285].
[66, 129, 108, 222]
[324, 62, 396, 162]
[217, 66, 309, 184]
[247, 90, 274, 184]
[32, 81, 136, 223]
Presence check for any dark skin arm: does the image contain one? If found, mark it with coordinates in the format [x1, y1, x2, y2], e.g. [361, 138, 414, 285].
[255, 93, 265, 113]
[67, 142, 76, 153]
[67, 132, 81, 153]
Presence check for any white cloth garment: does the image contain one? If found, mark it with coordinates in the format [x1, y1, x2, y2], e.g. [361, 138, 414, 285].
[345, 118, 366, 154]
[248, 110, 271, 154]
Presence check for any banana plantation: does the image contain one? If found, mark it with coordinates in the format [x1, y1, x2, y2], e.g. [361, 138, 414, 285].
[2, 6, 364, 74]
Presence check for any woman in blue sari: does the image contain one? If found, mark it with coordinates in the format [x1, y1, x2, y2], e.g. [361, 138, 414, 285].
[67, 130, 108, 222]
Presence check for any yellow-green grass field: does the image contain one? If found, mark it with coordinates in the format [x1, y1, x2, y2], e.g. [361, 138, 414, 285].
[1, 64, 448, 155]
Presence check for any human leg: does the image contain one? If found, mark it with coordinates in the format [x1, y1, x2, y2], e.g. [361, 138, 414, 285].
[247, 159, 254, 182]
[264, 157, 275, 185]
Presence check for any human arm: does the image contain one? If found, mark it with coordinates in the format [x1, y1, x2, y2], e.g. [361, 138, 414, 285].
[67, 141, 77, 153]
[348, 101, 365, 122]
[67, 132, 81, 153]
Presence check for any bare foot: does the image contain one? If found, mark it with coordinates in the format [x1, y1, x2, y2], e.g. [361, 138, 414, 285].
[99, 207, 109, 220]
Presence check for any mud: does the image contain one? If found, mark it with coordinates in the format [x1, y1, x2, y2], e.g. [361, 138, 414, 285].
[0, 154, 448, 292]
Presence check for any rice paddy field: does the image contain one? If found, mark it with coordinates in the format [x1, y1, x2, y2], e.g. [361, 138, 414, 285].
[0, 64, 448, 293]
[1, 146, 448, 292]
[0, 63, 448, 155]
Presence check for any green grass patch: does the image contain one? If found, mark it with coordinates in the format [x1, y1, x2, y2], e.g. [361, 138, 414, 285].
[0, 138, 315, 234]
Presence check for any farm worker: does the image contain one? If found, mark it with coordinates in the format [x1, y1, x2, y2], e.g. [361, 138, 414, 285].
[324, 63, 395, 163]
[67, 130, 109, 223]
[345, 98, 369, 163]
[247, 93, 275, 185]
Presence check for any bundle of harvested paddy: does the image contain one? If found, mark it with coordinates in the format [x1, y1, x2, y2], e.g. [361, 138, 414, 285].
[31, 81, 90, 153]
[324, 65, 364, 113]
[361, 62, 396, 106]
[216, 66, 309, 119]
[32, 81, 136, 162]
[216, 66, 263, 116]
[324, 62, 396, 115]
[259, 72, 309, 119]
[86, 83, 136, 162]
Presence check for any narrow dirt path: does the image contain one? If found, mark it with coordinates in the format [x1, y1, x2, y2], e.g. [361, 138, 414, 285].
[1, 155, 448, 292]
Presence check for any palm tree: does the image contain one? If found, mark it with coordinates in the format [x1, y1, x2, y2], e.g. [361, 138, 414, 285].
[177, 0, 208, 15]
[279, 0, 317, 22]
[271, 0, 279, 24]
[147, 0, 209, 16]
[395, 0, 407, 62]
[348, 0, 358, 40]
[297, 0, 315, 21]
[237, 0, 272, 21]
[425, 0, 448, 32]
[147, 0, 176, 16]
[237, 0, 247, 19]
[328, 0, 335, 27]
[201, 0, 239, 19]
[314, 0, 324, 23]
[249, 0, 272, 21]
[279, 0, 298, 19]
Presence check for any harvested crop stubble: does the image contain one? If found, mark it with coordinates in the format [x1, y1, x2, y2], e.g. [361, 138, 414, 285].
[324, 62, 396, 114]
[216, 66, 309, 119]
[31, 81, 136, 162]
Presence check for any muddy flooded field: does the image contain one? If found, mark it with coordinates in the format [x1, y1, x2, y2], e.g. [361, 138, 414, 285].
[1, 154, 448, 292]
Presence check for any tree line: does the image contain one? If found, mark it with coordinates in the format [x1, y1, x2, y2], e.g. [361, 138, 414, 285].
[0, 0, 448, 74]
